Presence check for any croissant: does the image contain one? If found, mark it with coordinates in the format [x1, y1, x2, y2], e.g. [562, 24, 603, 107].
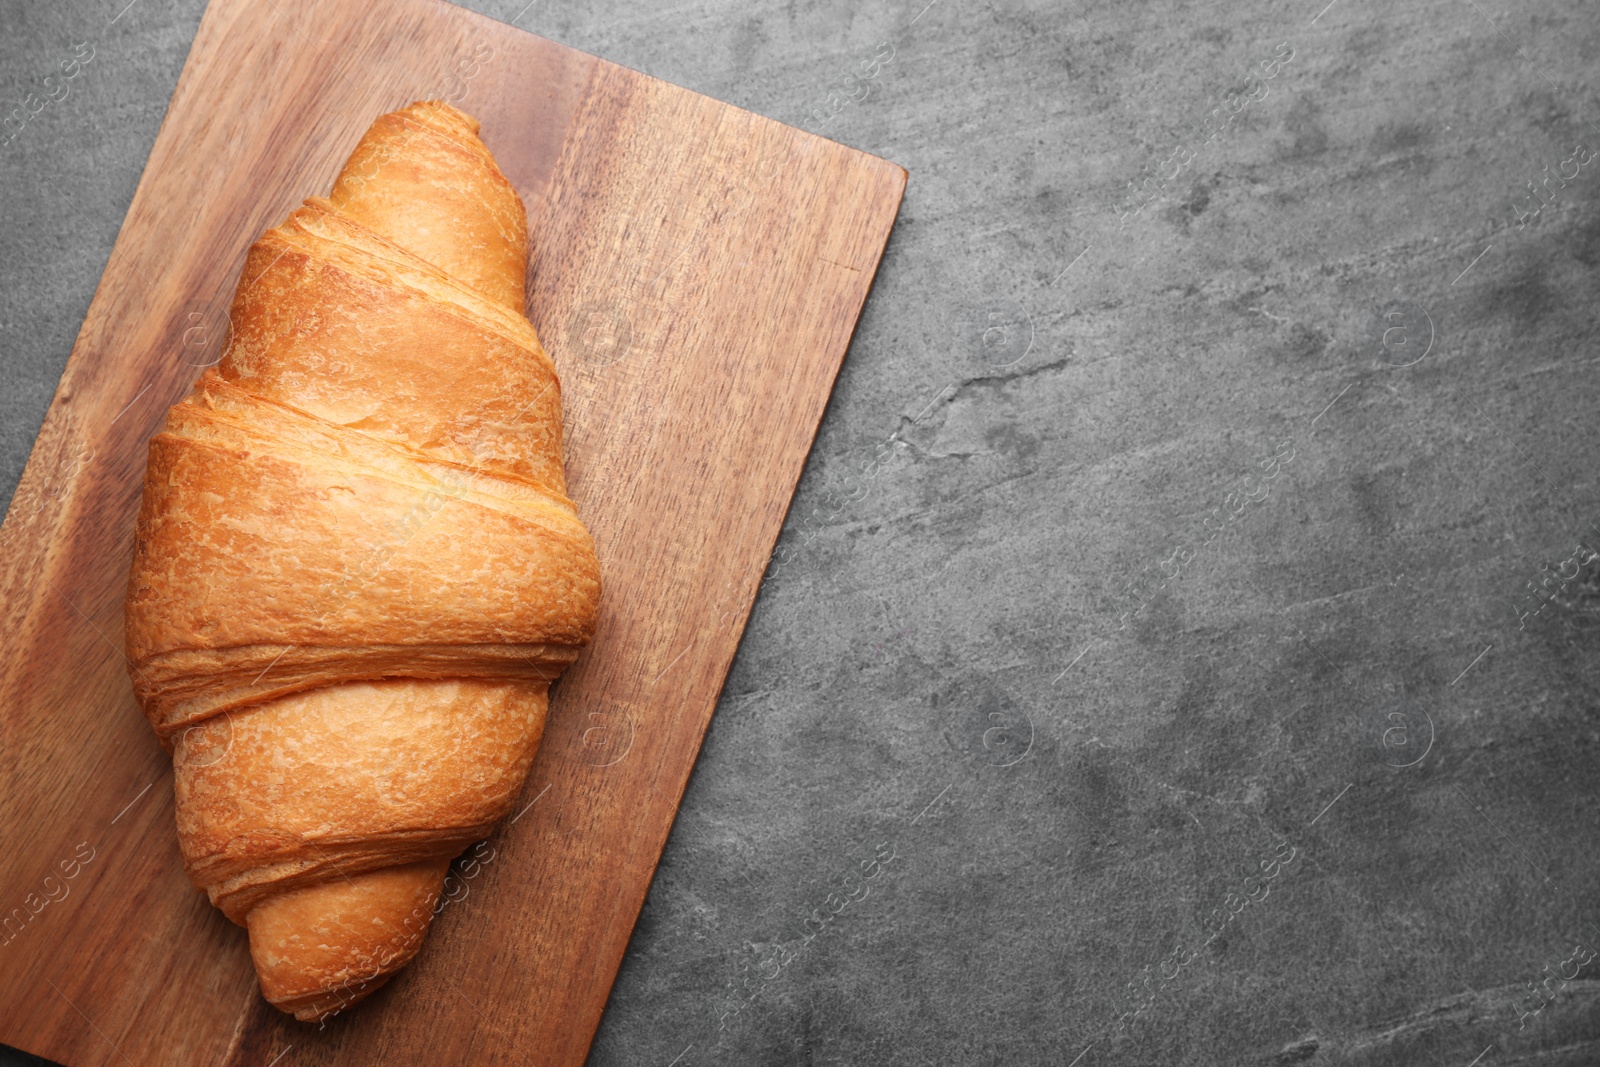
[124, 101, 601, 1021]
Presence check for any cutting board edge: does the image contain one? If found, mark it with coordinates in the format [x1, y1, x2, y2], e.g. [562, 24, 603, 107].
[428, 0, 912, 186]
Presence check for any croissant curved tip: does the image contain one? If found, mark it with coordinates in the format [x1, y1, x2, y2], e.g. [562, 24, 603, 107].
[393, 98, 482, 138]
[320, 96, 526, 309]
[248, 859, 450, 1022]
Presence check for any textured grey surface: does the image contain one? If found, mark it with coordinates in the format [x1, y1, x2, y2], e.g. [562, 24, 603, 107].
[5, 0, 1600, 1064]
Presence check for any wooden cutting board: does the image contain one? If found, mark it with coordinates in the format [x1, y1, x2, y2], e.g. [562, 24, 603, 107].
[0, 1, 904, 1063]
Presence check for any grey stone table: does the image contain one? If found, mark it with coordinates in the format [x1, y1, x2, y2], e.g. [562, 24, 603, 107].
[4, 0, 1599, 1063]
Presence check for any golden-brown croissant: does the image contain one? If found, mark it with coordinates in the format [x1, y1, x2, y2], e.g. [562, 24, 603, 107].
[124, 101, 601, 1022]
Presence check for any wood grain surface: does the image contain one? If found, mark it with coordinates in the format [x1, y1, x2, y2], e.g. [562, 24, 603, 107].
[0, 1, 905, 1063]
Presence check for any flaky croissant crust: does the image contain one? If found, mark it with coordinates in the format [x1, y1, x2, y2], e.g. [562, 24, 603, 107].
[124, 101, 600, 1021]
